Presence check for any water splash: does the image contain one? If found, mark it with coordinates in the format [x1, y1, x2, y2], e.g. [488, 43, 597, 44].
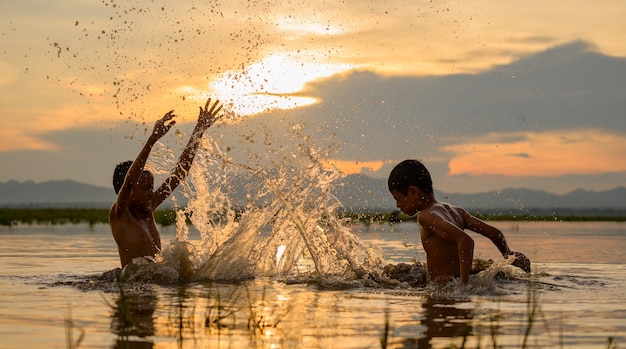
[129, 125, 532, 294]
[153, 123, 387, 284]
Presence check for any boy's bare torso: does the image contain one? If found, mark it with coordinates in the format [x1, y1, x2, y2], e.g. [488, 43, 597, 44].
[110, 205, 161, 267]
[419, 203, 467, 282]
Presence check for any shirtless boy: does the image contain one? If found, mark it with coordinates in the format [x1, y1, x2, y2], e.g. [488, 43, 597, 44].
[110, 98, 223, 268]
[388, 159, 531, 285]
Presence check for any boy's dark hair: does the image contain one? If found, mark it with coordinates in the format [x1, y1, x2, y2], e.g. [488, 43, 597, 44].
[388, 159, 433, 195]
[113, 160, 133, 194]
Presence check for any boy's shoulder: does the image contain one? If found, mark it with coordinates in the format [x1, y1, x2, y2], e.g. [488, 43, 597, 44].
[424, 201, 462, 214]
[420, 202, 468, 227]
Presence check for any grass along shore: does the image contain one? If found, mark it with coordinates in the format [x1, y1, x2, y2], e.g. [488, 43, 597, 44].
[0, 208, 177, 227]
[1, 208, 626, 227]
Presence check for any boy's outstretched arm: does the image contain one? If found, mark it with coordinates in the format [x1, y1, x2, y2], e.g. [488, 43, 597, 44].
[115, 111, 176, 212]
[461, 209, 531, 272]
[152, 98, 223, 208]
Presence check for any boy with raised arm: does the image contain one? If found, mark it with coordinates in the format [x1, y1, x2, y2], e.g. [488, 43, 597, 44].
[110, 98, 222, 268]
[388, 159, 531, 286]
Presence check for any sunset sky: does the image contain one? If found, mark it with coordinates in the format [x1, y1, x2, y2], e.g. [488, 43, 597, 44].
[1, 0, 625, 195]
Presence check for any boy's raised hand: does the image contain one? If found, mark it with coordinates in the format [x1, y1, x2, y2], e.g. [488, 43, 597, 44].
[152, 110, 176, 138]
[197, 97, 223, 130]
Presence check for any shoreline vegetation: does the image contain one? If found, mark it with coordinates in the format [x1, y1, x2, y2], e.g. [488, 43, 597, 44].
[1, 208, 626, 227]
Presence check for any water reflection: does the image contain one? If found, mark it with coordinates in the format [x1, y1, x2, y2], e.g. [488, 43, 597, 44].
[416, 297, 474, 348]
[109, 285, 157, 349]
[3, 223, 625, 348]
[157, 281, 293, 348]
[103, 279, 481, 348]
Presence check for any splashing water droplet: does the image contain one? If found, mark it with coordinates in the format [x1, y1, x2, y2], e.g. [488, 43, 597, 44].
[153, 125, 387, 284]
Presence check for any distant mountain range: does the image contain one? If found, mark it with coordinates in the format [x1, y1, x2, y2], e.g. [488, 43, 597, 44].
[331, 175, 626, 215]
[0, 180, 117, 208]
[1, 176, 625, 215]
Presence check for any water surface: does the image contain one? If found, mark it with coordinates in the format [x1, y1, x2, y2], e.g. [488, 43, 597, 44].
[1, 221, 625, 348]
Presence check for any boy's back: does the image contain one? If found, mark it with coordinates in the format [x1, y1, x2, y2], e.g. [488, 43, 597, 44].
[110, 199, 161, 267]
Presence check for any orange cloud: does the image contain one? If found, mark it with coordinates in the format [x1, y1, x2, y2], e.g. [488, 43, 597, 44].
[443, 129, 626, 177]
[0, 130, 59, 152]
[324, 159, 386, 175]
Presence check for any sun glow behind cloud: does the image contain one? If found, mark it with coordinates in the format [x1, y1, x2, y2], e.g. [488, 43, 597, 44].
[444, 129, 626, 177]
[208, 53, 354, 116]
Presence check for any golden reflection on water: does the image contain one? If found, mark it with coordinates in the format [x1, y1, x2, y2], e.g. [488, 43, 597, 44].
[101, 279, 488, 348]
[2, 222, 626, 348]
[99, 221, 626, 348]
[110, 288, 157, 348]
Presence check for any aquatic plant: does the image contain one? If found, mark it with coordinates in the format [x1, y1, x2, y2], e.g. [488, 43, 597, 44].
[521, 277, 542, 348]
[245, 285, 291, 336]
[488, 309, 502, 349]
[64, 304, 84, 349]
[204, 285, 240, 334]
[380, 305, 391, 349]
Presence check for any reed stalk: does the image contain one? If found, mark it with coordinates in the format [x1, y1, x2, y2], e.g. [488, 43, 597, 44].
[380, 305, 390, 349]
[64, 304, 84, 349]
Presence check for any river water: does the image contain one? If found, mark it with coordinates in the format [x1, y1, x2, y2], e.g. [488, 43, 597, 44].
[1, 220, 625, 348]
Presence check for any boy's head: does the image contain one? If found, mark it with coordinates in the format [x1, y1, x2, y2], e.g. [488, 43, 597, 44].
[113, 160, 133, 194]
[387, 159, 433, 195]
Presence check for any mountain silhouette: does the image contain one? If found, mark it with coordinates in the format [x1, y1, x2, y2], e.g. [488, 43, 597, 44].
[1, 176, 624, 215]
[0, 180, 116, 208]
